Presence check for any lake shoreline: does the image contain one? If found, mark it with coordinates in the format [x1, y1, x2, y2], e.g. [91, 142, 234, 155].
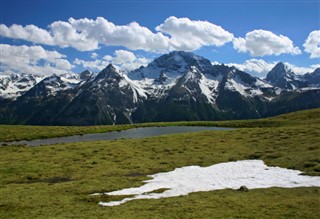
[2, 126, 233, 146]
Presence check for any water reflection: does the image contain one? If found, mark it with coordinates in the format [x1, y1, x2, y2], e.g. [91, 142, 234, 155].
[6, 126, 232, 146]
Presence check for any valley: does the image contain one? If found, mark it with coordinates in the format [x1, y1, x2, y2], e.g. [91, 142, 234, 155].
[1, 2, 319, 218]
[0, 109, 319, 218]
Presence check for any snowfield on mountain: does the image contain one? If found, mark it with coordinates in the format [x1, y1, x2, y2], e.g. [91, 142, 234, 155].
[1, 51, 319, 125]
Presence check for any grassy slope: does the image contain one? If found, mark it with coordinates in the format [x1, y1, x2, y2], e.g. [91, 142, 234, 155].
[0, 108, 319, 218]
[0, 114, 287, 142]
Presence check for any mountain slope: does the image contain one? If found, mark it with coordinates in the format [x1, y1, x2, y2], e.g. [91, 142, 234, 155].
[266, 62, 307, 90]
[265, 89, 320, 117]
[0, 74, 43, 100]
[55, 64, 147, 125]
[24, 74, 79, 97]
[0, 51, 319, 125]
[0, 74, 81, 125]
[303, 68, 320, 87]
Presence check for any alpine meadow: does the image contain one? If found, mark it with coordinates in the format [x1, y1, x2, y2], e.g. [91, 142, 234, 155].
[1, 109, 320, 218]
[1, 1, 320, 218]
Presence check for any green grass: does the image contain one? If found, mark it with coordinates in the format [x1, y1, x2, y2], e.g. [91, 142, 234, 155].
[0, 108, 320, 218]
[2, 108, 319, 142]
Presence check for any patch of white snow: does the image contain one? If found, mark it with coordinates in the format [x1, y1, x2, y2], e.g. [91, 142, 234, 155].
[60, 77, 80, 84]
[122, 74, 147, 102]
[255, 79, 272, 88]
[275, 88, 283, 95]
[226, 78, 247, 96]
[94, 160, 320, 207]
[199, 75, 219, 104]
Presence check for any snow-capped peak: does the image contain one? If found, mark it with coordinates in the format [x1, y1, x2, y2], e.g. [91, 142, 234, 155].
[79, 70, 92, 81]
[22, 74, 79, 97]
[0, 73, 43, 100]
[266, 62, 305, 90]
[183, 66, 201, 81]
[1, 51, 320, 126]
[128, 51, 213, 81]
[81, 64, 147, 104]
[94, 64, 119, 81]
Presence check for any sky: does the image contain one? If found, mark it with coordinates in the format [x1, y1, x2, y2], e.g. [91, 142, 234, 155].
[0, 0, 319, 78]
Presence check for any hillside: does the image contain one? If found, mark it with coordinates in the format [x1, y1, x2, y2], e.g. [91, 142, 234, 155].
[1, 51, 320, 125]
[0, 109, 319, 218]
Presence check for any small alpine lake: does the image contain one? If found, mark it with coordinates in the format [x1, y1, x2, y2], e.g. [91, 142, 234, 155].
[5, 126, 232, 146]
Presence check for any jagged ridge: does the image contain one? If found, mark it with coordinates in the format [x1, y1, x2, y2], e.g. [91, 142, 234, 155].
[0, 51, 319, 125]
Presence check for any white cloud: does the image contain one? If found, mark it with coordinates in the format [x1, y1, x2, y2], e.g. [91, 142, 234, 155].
[74, 58, 109, 71]
[226, 59, 276, 77]
[0, 24, 54, 45]
[68, 17, 171, 52]
[110, 50, 150, 72]
[103, 55, 113, 61]
[49, 20, 99, 51]
[0, 44, 74, 76]
[90, 52, 99, 59]
[0, 17, 170, 52]
[156, 16, 234, 51]
[311, 64, 320, 70]
[1, 16, 234, 52]
[303, 30, 320, 58]
[222, 59, 319, 77]
[113, 50, 137, 64]
[233, 29, 301, 56]
[284, 63, 320, 75]
[74, 50, 151, 72]
[0, 22, 98, 51]
[211, 61, 220, 65]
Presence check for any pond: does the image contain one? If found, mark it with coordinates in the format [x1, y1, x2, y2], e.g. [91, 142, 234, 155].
[6, 126, 232, 146]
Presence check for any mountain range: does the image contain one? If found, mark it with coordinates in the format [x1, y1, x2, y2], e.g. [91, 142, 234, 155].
[1, 51, 319, 125]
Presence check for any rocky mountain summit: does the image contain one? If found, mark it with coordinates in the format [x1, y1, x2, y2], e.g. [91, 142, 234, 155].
[1, 51, 319, 125]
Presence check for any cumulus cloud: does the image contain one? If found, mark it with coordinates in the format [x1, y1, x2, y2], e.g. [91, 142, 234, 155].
[74, 59, 107, 71]
[0, 44, 74, 76]
[233, 29, 301, 56]
[226, 59, 276, 77]
[303, 30, 320, 58]
[50, 20, 99, 51]
[0, 22, 98, 51]
[156, 16, 234, 51]
[113, 50, 137, 64]
[222, 59, 319, 77]
[66, 17, 171, 52]
[90, 52, 99, 59]
[6, 18, 304, 58]
[284, 63, 320, 75]
[0, 17, 170, 52]
[1, 16, 234, 52]
[74, 50, 151, 72]
[0, 24, 54, 45]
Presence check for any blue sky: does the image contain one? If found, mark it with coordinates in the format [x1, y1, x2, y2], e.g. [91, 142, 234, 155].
[0, 0, 319, 77]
